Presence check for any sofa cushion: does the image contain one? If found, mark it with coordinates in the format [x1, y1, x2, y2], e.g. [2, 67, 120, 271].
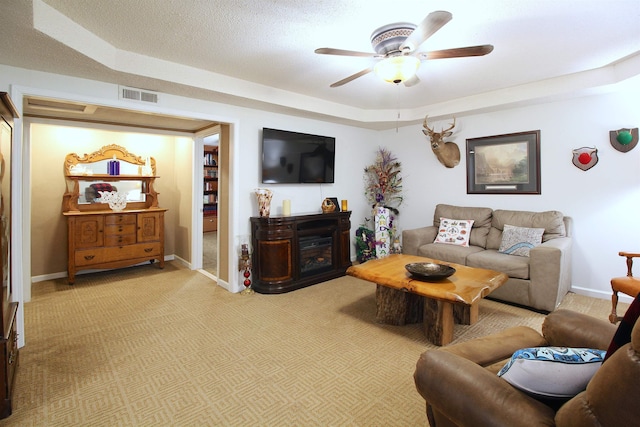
[433, 204, 493, 249]
[498, 225, 545, 257]
[467, 249, 530, 279]
[418, 243, 484, 266]
[487, 209, 566, 250]
[434, 218, 474, 246]
[497, 347, 606, 399]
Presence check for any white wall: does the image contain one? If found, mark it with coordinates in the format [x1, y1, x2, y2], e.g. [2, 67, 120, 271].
[221, 107, 379, 243]
[2, 63, 639, 307]
[384, 84, 640, 301]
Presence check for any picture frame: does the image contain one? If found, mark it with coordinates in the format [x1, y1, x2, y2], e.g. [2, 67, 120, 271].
[466, 130, 541, 194]
[327, 197, 340, 211]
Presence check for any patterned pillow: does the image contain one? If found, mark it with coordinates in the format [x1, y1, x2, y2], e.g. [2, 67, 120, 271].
[497, 347, 606, 398]
[498, 224, 544, 257]
[434, 218, 474, 247]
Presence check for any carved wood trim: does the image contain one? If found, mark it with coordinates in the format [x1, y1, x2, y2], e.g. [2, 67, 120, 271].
[64, 144, 156, 176]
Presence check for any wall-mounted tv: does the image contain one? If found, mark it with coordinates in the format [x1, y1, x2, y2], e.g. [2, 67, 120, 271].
[261, 128, 335, 184]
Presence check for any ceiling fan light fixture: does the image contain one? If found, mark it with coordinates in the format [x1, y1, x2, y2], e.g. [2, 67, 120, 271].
[374, 55, 420, 84]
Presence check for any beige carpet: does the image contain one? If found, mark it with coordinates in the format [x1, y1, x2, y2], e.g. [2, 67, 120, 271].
[5, 262, 622, 426]
[203, 231, 217, 276]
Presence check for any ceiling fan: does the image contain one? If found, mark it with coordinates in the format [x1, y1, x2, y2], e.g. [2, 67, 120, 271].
[315, 10, 493, 88]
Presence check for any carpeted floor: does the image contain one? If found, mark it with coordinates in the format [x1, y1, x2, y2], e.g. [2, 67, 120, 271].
[203, 231, 217, 276]
[4, 262, 623, 426]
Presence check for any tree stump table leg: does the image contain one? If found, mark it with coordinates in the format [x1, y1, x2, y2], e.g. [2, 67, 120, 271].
[453, 303, 479, 325]
[423, 298, 455, 346]
[375, 284, 424, 325]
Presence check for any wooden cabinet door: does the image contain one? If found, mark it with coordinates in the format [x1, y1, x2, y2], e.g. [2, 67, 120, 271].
[256, 239, 293, 282]
[73, 216, 104, 248]
[137, 212, 162, 242]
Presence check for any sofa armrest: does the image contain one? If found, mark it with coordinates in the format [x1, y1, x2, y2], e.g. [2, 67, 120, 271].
[528, 236, 572, 311]
[414, 350, 556, 427]
[542, 309, 616, 349]
[402, 226, 437, 255]
[440, 326, 547, 367]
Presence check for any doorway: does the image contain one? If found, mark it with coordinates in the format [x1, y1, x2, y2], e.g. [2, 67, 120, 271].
[202, 132, 219, 276]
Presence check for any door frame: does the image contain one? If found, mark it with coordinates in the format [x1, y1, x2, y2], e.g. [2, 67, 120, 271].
[194, 126, 220, 275]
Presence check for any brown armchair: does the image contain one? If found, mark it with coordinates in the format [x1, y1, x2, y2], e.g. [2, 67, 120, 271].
[414, 307, 640, 426]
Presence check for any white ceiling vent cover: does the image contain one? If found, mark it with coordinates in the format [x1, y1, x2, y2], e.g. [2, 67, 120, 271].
[119, 86, 159, 104]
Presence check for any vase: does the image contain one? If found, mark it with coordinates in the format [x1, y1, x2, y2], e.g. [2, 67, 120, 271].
[255, 188, 273, 217]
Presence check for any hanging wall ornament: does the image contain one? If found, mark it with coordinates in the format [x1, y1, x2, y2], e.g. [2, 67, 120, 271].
[609, 128, 638, 152]
[572, 147, 598, 171]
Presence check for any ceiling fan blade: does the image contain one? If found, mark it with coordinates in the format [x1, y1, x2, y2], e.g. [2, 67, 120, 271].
[400, 10, 452, 52]
[403, 75, 420, 87]
[329, 67, 374, 88]
[315, 47, 379, 58]
[418, 44, 494, 60]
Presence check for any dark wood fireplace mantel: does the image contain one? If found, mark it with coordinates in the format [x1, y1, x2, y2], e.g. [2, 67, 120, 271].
[250, 211, 352, 293]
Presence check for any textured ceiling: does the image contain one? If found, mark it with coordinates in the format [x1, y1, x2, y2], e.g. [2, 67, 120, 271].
[1, 0, 640, 129]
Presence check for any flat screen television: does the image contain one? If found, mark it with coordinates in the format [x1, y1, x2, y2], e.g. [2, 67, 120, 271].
[261, 128, 335, 184]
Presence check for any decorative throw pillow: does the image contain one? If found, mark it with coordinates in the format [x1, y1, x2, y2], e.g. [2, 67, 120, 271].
[434, 218, 474, 247]
[498, 224, 545, 257]
[497, 347, 606, 398]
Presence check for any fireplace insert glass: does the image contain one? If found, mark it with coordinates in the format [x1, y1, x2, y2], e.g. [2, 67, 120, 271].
[299, 235, 333, 276]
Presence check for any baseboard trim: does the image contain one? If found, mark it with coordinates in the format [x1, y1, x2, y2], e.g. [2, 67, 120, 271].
[570, 285, 634, 304]
[31, 255, 177, 283]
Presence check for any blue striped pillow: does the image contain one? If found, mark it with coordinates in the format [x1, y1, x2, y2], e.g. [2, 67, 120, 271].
[498, 224, 544, 257]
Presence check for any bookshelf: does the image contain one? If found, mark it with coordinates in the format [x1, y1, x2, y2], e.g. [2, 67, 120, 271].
[203, 145, 218, 232]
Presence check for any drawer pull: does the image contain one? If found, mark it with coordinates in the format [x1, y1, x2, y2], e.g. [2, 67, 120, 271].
[144, 248, 153, 253]
[84, 255, 95, 260]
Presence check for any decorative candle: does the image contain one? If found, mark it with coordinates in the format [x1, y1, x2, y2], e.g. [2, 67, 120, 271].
[283, 199, 291, 216]
[341, 200, 348, 211]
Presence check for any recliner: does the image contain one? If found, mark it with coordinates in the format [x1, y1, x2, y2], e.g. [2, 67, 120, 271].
[414, 306, 640, 426]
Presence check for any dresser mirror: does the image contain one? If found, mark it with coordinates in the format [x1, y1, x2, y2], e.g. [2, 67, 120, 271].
[76, 179, 145, 204]
[0, 92, 19, 418]
[63, 144, 159, 212]
[0, 94, 14, 305]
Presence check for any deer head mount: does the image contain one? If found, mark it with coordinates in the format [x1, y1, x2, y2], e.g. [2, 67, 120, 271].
[422, 116, 460, 168]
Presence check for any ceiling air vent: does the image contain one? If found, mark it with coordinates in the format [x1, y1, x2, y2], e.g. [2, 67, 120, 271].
[119, 86, 159, 104]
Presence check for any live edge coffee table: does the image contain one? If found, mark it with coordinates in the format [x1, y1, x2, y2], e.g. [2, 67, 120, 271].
[346, 254, 508, 346]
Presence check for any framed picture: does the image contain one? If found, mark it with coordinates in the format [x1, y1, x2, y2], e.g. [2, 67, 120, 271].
[327, 197, 340, 211]
[466, 130, 541, 194]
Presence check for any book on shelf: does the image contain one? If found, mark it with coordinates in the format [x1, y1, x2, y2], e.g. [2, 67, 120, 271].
[203, 194, 217, 204]
[204, 204, 217, 215]
[203, 152, 217, 167]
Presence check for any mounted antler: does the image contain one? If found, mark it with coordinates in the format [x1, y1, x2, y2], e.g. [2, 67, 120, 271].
[422, 116, 460, 168]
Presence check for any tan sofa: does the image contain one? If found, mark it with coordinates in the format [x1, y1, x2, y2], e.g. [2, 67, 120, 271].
[402, 204, 572, 312]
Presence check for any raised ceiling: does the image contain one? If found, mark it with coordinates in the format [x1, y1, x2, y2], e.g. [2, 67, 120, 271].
[1, 0, 639, 130]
